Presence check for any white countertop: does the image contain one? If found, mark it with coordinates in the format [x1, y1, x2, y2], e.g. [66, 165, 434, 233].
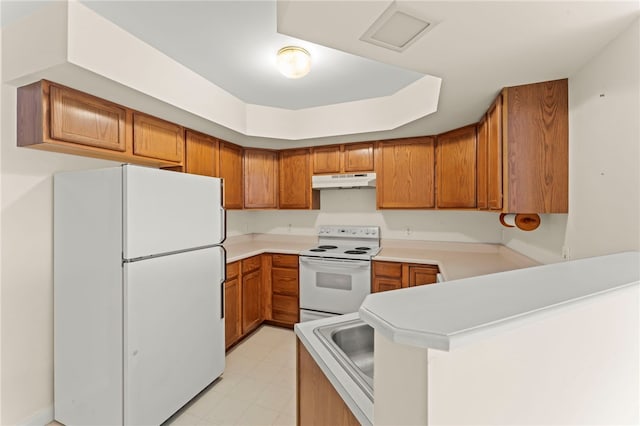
[294, 313, 373, 426]
[360, 251, 640, 351]
[223, 234, 538, 280]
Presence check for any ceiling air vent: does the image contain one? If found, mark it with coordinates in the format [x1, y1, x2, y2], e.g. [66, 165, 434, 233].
[360, 3, 436, 52]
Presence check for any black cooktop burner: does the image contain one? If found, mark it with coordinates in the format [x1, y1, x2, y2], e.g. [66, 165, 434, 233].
[344, 250, 367, 254]
[355, 247, 371, 251]
[317, 245, 338, 249]
[309, 248, 326, 252]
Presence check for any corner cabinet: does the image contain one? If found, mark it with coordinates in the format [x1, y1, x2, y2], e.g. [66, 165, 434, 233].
[17, 80, 184, 169]
[244, 148, 278, 209]
[435, 124, 477, 209]
[279, 148, 319, 210]
[376, 137, 435, 209]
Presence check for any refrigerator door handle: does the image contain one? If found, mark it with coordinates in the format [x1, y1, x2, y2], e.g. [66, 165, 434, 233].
[220, 246, 227, 319]
[219, 180, 227, 244]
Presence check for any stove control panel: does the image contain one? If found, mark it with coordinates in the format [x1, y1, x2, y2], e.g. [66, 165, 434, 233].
[318, 225, 380, 239]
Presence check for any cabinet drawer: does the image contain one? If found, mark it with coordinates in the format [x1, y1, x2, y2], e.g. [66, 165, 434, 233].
[272, 294, 298, 323]
[226, 261, 239, 280]
[272, 254, 299, 269]
[272, 268, 299, 296]
[242, 255, 262, 274]
[373, 261, 402, 278]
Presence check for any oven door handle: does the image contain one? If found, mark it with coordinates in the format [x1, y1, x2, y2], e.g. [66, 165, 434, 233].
[300, 257, 370, 269]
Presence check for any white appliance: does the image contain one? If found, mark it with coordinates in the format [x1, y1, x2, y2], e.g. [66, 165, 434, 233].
[311, 172, 376, 189]
[299, 226, 380, 321]
[54, 165, 226, 426]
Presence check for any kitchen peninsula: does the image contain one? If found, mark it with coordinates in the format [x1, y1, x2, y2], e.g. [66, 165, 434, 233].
[296, 251, 640, 425]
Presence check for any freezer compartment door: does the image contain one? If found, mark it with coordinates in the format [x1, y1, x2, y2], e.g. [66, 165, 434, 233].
[124, 246, 225, 425]
[123, 165, 224, 259]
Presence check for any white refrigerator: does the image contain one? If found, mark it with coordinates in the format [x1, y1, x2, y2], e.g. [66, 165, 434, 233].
[54, 165, 226, 425]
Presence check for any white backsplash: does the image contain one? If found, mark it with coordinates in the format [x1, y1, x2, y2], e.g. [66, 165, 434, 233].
[227, 189, 504, 243]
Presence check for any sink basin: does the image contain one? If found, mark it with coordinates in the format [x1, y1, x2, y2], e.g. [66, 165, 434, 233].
[314, 319, 374, 401]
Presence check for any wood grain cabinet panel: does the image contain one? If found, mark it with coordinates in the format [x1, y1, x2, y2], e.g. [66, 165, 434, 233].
[436, 124, 477, 208]
[312, 145, 341, 174]
[49, 85, 126, 152]
[218, 140, 243, 209]
[372, 277, 402, 293]
[133, 113, 184, 162]
[487, 96, 503, 210]
[503, 79, 568, 213]
[272, 268, 298, 296]
[376, 137, 435, 209]
[279, 148, 319, 210]
[241, 268, 262, 334]
[298, 341, 360, 426]
[269, 254, 299, 327]
[185, 130, 218, 177]
[408, 265, 439, 287]
[344, 142, 374, 172]
[476, 117, 489, 210]
[242, 255, 262, 274]
[244, 148, 278, 209]
[224, 276, 241, 349]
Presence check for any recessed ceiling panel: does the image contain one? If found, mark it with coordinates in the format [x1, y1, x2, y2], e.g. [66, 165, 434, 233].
[78, 0, 425, 110]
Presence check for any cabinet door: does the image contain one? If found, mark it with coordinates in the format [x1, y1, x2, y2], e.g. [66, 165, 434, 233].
[376, 137, 435, 209]
[50, 85, 126, 152]
[372, 277, 402, 293]
[241, 268, 262, 334]
[408, 265, 439, 287]
[224, 277, 241, 349]
[218, 141, 243, 209]
[279, 148, 318, 209]
[244, 148, 278, 209]
[185, 130, 218, 177]
[272, 268, 298, 296]
[503, 79, 568, 213]
[436, 125, 477, 208]
[312, 145, 341, 174]
[344, 142, 374, 172]
[487, 96, 503, 210]
[133, 113, 184, 162]
[476, 117, 489, 210]
[272, 294, 298, 324]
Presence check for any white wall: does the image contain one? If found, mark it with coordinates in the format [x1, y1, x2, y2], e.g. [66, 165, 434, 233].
[0, 82, 119, 425]
[503, 18, 640, 262]
[232, 189, 503, 243]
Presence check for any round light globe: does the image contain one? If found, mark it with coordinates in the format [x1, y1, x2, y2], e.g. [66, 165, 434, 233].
[276, 46, 311, 79]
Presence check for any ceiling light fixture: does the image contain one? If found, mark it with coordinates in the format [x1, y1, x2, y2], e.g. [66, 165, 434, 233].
[276, 46, 311, 79]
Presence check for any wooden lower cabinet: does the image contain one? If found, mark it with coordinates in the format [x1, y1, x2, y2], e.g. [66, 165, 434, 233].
[297, 340, 360, 426]
[372, 260, 439, 293]
[224, 262, 242, 349]
[270, 254, 299, 327]
[241, 262, 262, 334]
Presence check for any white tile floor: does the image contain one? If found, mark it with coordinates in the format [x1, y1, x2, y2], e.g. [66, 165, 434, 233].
[166, 325, 297, 426]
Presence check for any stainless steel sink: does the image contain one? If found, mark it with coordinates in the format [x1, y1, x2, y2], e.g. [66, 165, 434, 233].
[314, 319, 374, 401]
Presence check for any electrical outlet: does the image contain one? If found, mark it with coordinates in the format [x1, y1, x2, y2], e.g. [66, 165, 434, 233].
[562, 246, 571, 260]
[405, 227, 411, 236]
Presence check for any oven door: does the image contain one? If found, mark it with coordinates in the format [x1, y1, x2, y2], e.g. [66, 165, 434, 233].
[299, 256, 371, 315]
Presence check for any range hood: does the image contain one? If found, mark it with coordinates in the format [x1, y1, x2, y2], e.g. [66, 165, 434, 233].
[312, 173, 376, 189]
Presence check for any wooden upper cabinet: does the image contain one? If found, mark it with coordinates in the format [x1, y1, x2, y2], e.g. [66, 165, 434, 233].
[344, 142, 374, 172]
[502, 79, 568, 213]
[376, 137, 435, 209]
[185, 130, 218, 177]
[487, 96, 503, 211]
[476, 117, 489, 210]
[312, 142, 374, 174]
[49, 85, 126, 152]
[244, 148, 278, 209]
[312, 145, 341, 174]
[132, 113, 184, 163]
[218, 140, 243, 209]
[436, 125, 477, 209]
[279, 148, 319, 210]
